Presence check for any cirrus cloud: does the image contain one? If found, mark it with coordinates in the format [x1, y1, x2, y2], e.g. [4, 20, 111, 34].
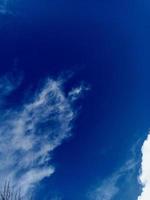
[0, 74, 86, 198]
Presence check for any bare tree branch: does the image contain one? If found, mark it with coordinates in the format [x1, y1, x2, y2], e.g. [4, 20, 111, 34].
[0, 182, 22, 200]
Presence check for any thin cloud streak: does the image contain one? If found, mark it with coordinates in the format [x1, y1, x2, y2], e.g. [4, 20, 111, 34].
[0, 75, 85, 198]
[88, 159, 137, 200]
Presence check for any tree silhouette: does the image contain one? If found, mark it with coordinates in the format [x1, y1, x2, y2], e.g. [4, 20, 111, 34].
[0, 182, 22, 200]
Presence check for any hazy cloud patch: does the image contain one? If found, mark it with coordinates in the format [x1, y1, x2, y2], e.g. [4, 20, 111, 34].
[88, 159, 137, 200]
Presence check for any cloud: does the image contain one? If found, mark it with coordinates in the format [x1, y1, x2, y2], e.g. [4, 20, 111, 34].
[0, 75, 85, 198]
[0, 0, 10, 15]
[89, 175, 119, 200]
[68, 83, 90, 102]
[0, 73, 22, 105]
[0, 75, 16, 97]
[137, 133, 150, 200]
[88, 159, 137, 200]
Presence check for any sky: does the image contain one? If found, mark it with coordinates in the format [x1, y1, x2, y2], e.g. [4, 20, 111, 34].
[0, 0, 150, 200]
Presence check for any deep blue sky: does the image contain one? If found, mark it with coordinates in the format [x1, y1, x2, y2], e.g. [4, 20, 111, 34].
[0, 0, 150, 199]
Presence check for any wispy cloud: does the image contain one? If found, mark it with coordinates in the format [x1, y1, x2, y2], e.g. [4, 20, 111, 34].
[0, 0, 11, 15]
[88, 159, 137, 200]
[0, 75, 85, 198]
[89, 175, 119, 200]
[0, 73, 22, 103]
[68, 83, 90, 102]
[137, 133, 150, 200]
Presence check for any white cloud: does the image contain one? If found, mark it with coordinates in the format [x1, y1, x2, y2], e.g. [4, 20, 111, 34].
[137, 134, 150, 200]
[0, 75, 84, 198]
[68, 83, 89, 102]
[88, 159, 137, 200]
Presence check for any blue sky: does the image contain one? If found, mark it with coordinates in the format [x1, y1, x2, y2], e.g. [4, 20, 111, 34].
[0, 0, 150, 200]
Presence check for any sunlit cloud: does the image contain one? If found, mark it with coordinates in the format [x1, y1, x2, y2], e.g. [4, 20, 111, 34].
[137, 133, 150, 200]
